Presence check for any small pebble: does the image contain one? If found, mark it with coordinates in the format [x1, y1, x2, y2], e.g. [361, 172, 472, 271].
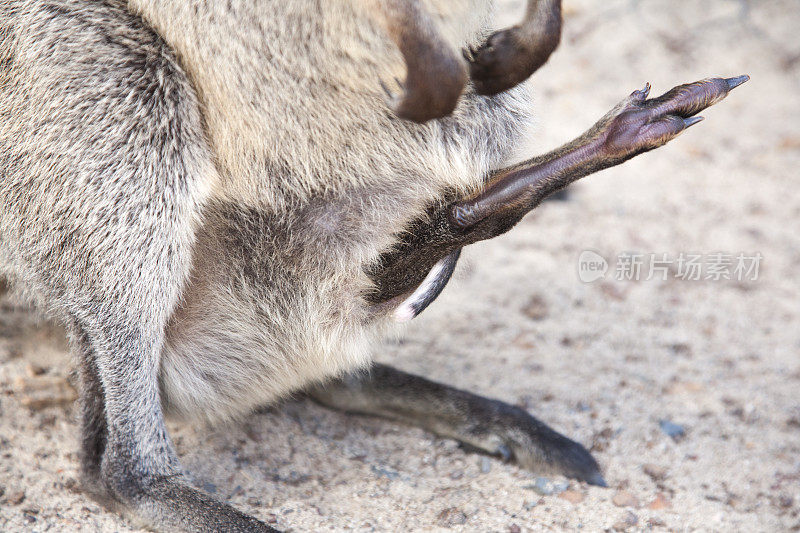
[3, 489, 26, 505]
[437, 507, 468, 527]
[591, 427, 615, 452]
[552, 481, 570, 494]
[778, 494, 794, 508]
[63, 478, 79, 492]
[648, 493, 672, 510]
[370, 465, 399, 480]
[612, 490, 640, 508]
[25, 363, 46, 377]
[526, 477, 553, 496]
[559, 490, 585, 504]
[643, 463, 668, 481]
[508, 524, 521, 533]
[611, 511, 639, 531]
[522, 294, 549, 321]
[659, 419, 686, 440]
[668, 343, 692, 357]
[479, 457, 492, 473]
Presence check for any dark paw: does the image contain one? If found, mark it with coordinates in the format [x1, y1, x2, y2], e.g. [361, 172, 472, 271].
[599, 76, 749, 160]
[466, 28, 533, 95]
[505, 422, 607, 486]
[478, 403, 606, 486]
[531, 429, 607, 486]
[466, 21, 560, 96]
[98, 463, 278, 532]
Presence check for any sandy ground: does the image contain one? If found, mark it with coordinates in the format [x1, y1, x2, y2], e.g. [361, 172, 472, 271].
[2, 0, 799, 531]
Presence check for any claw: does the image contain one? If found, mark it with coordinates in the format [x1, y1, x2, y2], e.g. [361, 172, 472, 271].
[632, 82, 651, 101]
[585, 472, 608, 487]
[683, 116, 704, 128]
[725, 74, 750, 90]
[463, 45, 480, 63]
[645, 75, 748, 120]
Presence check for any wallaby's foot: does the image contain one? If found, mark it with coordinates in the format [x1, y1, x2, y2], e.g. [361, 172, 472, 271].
[454, 399, 605, 485]
[308, 364, 605, 485]
[77, 415, 279, 532]
[452, 76, 750, 228]
[96, 471, 278, 533]
[75, 393, 278, 532]
[467, 0, 562, 95]
[591, 75, 751, 163]
[466, 25, 558, 96]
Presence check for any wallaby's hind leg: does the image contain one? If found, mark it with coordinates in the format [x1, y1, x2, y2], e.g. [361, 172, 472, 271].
[71, 325, 108, 496]
[78, 322, 277, 532]
[379, 0, 467, 122]
[368, 76, 749, 306]
[308, 363, 605, 485]
[467, 0, 562, 95]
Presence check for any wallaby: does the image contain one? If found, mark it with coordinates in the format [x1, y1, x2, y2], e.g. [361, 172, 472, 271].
[0, 0, 747, 531]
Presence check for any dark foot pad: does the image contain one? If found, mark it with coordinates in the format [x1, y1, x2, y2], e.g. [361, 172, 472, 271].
[467, 14, 561, 95]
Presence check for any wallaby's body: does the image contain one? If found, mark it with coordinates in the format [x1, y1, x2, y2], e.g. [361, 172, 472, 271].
[0, 0, 746, 530]
[2, 0, 525, 417]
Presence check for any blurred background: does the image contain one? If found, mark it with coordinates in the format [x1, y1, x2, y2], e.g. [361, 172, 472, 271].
[1, 0, 798, 530]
